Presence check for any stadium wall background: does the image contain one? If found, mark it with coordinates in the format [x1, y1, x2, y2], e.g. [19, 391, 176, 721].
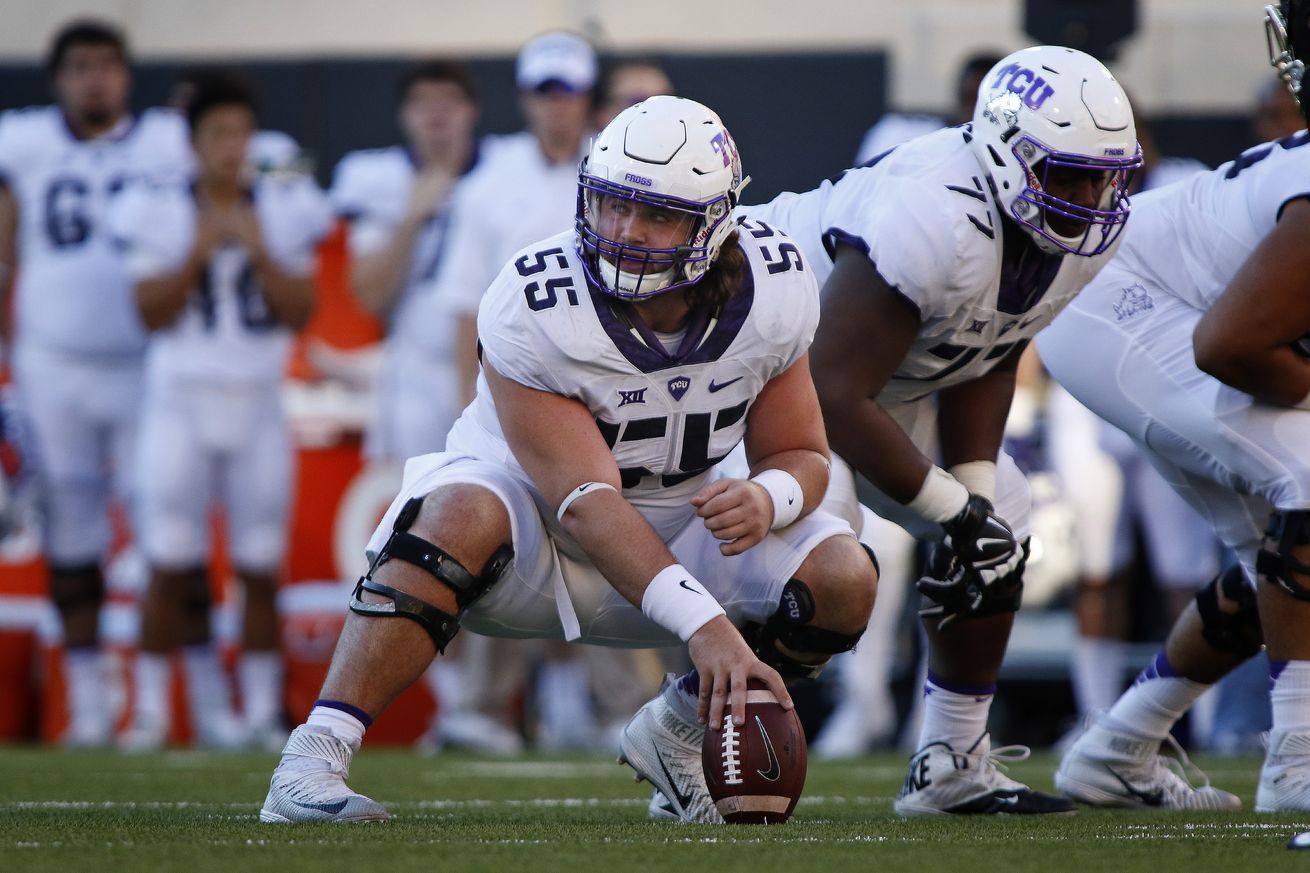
[0, 53, 1263, 203]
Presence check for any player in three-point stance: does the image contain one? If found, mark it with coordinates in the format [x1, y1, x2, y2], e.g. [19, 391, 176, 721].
[746, 45, 1141, 815]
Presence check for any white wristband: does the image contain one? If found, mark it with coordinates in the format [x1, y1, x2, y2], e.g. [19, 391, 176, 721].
[556, 481, 617, 522]
[948, 461, 996, 503]
[750, 468, 803, 529]
[906, 465, 970, 523]
[641, 564, 726, 642]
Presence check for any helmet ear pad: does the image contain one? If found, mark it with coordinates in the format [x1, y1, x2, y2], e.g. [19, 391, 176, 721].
[575, 95, 747, 301]
[969, 46, 1141, 257]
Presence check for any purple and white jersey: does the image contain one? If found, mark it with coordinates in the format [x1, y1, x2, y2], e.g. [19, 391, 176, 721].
[0, 106, 191, 356]
[745, 125, 1122, 408]
[446, 224, 819, 541]
[110, 174, 331, 386]
[1106, 131, 1310, 313]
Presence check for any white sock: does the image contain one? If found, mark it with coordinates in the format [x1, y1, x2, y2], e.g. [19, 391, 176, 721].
[427, 659, 466, 715]
[133, 652, 171, 732]
[307, 704, 366, 748]
[1105, 651, 1208, 740]
[238, 650, 283, 731]
[917, 675, 993, 750]
[663, 670, 702, 726]
[537, 659, 598, 745]
[182, 644, 235, 728]
[65, 648, 106, 734]
[1271, 660, 1310, 737]
[1072, 636, 1126, 717]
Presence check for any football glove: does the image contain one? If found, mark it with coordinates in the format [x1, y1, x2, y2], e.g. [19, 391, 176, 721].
[916, 495, 1021, 629]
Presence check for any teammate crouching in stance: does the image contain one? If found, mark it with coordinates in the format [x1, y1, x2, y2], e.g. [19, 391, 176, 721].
[260, 96, 877, 824]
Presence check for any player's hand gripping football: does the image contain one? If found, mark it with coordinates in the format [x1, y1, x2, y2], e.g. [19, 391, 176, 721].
[691, 478, 774, 556]
[916, 494, 1022, 629]
[688, 616, 793, 730]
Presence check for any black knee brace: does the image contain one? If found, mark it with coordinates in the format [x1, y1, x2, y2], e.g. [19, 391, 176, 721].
[349, 497, 513, 654]
[1257, 509, 1310, 601]
[745, 578, 866, 681]
[48, 563, 104, 613]
[1195, 564, 1263, 657]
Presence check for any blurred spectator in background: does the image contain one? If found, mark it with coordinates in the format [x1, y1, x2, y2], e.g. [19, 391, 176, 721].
[0, 19, 190, 747]
[419, 31, 601, 753]
[593, 59, 674, 129]
[168, 69, 305, 176]
[331, 60, 486, 465]
[854, 51, 1004, 164]
[113, 72, 330, 749]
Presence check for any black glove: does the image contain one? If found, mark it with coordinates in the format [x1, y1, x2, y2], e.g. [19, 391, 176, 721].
[916, 495, 1021, 629]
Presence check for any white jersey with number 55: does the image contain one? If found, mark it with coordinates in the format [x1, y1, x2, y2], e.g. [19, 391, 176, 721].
[445, 221, 818, 541]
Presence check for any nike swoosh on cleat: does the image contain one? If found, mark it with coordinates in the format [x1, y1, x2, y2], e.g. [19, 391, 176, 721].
[754, 716, 781, 782]
[653, 749, 696, 810]
[707, 377, 744, 393]
[1104, 765, 1165, 806]
[290, 798, 349, 815]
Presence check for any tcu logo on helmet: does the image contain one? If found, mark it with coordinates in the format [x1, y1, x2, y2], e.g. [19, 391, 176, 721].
[989, 63, 1055, 111]
[709, 131, 733, 168]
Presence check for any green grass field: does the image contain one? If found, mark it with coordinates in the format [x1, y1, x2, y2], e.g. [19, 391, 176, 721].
[2, 746, 1308, 873]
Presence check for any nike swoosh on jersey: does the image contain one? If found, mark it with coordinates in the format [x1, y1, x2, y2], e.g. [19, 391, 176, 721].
[754, 716, 781, 782]
[707, 377, 744, 393]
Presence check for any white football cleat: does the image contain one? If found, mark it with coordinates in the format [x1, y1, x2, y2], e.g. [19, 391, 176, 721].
[618, 695, 723, 824]
[1257, 729, 1310, 812]
[1056, 715, 1240, 810]
[260, 726, 389, 823]
[895, 733, 1076, 815]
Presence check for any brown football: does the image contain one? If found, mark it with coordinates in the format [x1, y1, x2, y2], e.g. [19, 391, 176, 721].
[700, 679, 807, 824]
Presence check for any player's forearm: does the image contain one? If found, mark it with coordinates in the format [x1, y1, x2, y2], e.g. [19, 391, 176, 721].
[822, 397, 934, 504]
[250, 253, 315, 330]
[349, 220, 424, 317]
[135, 257, 205, 330]
[935, 367, 1016, 469]
[561, 490, 726, 640]
[748, 448, 830, 520]
[1195, 343, 1310, 407]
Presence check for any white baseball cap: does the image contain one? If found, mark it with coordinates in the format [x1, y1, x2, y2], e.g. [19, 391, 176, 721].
[516, 31, 597, 93]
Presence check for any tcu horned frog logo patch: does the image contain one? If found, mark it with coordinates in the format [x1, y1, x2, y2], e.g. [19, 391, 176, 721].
[1113, 283, 1155, 322]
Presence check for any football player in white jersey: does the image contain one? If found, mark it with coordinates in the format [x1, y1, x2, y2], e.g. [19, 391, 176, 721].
[112, 74, 330, 749]
[1041, 1, 1310, 813]
[259, 96, 877, 824]
[0, 20, 190, 746]
[330, 60, 485, 463]
[747, 46, 1141, 815]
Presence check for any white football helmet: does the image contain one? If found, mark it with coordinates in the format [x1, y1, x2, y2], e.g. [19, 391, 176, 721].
[970, 46, 1141, 256]
[576, 95, 748, 300]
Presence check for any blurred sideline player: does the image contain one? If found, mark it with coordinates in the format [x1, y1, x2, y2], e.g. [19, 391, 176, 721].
[422, 31, 601, 753]
[854, 51, 1004, 165]
[113, 72, 330, 749]
[748, 46, 1141, 814]
[259, 96, 877, 824]
[1042, 114, 1220, 727]
[593, 59, 674, 129]
[329, 59, 492, 753]
[1043, 0, 1310, 812]
[167, 70, 305, 176]
[0, 20, 191, 746]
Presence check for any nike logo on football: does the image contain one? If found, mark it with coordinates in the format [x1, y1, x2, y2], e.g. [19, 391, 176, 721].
[754, 716, 781, 782]
[679, 580, 702, 595]
[654, 750, 695, 810]
[707, 377, 743, 393]
[290, 798, 348, 815]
